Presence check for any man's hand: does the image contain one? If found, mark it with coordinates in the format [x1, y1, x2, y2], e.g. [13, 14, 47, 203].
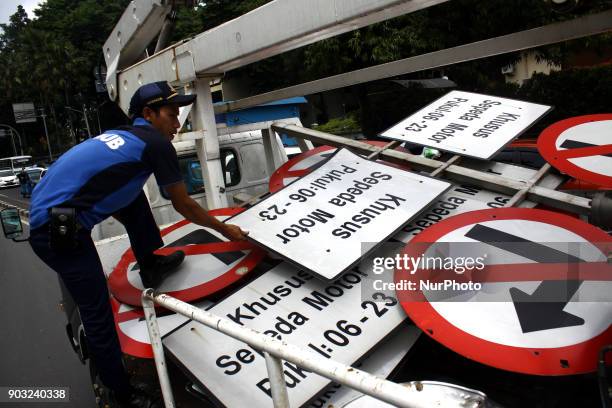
[165, 183, 249, 240]
[220, 223, 249, 241]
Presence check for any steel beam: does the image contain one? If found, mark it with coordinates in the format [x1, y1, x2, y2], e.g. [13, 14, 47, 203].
[179, 0, 449, 74]
[112, 0, 449, 113]
[215, 9, 612, 114]
[104, 0, 171, 101]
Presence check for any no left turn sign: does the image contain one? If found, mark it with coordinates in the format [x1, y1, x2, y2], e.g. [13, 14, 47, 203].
[395, 208, 611, 375]
[538, 114, 612, 188]
[111, 296, 213, 358]
[108, 208, 266, 306]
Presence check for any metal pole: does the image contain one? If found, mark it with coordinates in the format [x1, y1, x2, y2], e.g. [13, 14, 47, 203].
[213, 9, 612, 115]
[0, 125, 23, 155]
[95, 106, 102, 134]
[82, 104, 92, 138]
[144, 291, 435, 408]
[263, 352, 291, 408]
[141, 290, 176, 408]
[39, 110, 53, 161]
[366, 140, 401, 160]
[8, 129, 17, 156]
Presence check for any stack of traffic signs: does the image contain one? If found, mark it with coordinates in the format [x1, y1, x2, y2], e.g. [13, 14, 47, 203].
[395, 208, 611, 376]
[106, 207, 266, 358]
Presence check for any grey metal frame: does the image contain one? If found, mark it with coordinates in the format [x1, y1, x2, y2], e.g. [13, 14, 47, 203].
[270, 123, 595, 216]
[142, 290, 486, 408]
[213, 9, 612, 114]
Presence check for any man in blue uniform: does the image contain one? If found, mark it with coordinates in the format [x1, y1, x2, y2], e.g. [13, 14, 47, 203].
[17, 167, 32, 198]
[29, 81, 247, 407]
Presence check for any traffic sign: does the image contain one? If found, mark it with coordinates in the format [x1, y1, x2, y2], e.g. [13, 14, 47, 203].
[306, 325, 419, 408]
[12, 102, 37, 124]
[111, 296, 213, 358]
[230, 148, 451, 281]
[269, 141, 410, 193]
[163, 261, 410, 408]
[394, 208, 611, 375]
[538, 114, 612, 188]
[380, 90, 551, 159]
[108, 207, 266, 306]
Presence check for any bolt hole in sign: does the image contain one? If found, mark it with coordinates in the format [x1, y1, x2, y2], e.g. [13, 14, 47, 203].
[538, 114, 612, 188]
[380, 90, 552, 160]
[269, 141, 410, 193]
[394, 208, 611, 375]
[108, 207, 266, 306]
[228, 148, 451, 281]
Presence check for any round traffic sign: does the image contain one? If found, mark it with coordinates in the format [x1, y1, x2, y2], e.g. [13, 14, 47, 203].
[111, 296, 212, 358]
[108, 207, 266, 306]
[269, 141, 410, 193]
[538, 114, 612, 188]
[395, 208, 611, 375]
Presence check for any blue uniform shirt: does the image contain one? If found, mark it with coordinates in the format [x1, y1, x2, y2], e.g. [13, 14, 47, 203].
[30, 118, 182, 230]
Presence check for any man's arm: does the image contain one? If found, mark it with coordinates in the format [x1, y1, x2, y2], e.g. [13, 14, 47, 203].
[164, 182, 248, 241]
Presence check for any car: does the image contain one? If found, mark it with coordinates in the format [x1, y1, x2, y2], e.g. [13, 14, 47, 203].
[0, 169, 19, 188]
[25, 167, 47, 186]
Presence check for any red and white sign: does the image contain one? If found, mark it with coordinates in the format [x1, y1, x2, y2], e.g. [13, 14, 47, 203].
[269, 141, 410, 193]
[395, 208, 612, 375]
[538, 114, 612, 188]
[108, 208, 266, 306]
[111, 296, 214, 358]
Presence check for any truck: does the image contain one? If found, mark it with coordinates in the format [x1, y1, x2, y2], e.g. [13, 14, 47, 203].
[2, 0, 611, 407]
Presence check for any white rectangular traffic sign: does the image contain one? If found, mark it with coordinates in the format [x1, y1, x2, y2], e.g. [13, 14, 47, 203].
[12, 102, 37, 124]
[163, 262, 409, 408]
[228, 148, 451, 281]
[307, 324, 420, 408]
[380, 91, 552, 159]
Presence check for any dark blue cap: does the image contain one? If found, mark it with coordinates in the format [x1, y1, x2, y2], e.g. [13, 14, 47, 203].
[128, 81, 196, 118]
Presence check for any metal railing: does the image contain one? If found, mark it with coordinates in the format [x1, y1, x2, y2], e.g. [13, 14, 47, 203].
[142, 289, 479, 408]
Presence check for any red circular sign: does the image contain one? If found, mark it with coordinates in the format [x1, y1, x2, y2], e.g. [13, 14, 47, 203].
[108, 207, 266, 306]
[395, 208, 612, 376]
[111, 296, 212, 358]
[269, 141, 410, 193]
[538, 114, 612, 188]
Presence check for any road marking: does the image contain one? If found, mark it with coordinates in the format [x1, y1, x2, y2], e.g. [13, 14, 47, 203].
[0, 193, 30, 206]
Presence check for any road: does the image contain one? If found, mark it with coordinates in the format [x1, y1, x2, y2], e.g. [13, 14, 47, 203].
[0, 186, 96, 407]
[0, 185, 31, 211]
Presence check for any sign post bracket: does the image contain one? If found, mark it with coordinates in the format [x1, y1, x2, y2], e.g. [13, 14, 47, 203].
[430, 154, 462, 178]
[366, 140, 402, 160]
[271, 123, 603, 218]
[505, 163, 552, 208]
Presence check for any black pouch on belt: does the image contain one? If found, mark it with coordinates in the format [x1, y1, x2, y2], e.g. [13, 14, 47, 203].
[49, 207, 78, 250]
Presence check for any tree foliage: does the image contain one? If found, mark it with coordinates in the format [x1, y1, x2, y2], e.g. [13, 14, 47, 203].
[0, 0, 610, 155]
[0, 1, 131, 157]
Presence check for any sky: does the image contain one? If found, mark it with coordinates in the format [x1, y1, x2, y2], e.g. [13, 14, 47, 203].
[0, 0, 41, 26]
